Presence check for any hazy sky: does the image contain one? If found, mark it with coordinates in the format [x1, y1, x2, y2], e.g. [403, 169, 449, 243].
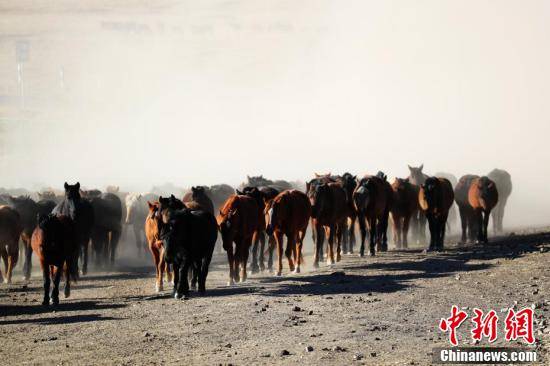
[1, 0, 549, 225]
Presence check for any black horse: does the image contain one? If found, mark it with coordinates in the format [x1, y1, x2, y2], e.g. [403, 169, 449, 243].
[161, 209, 217, 299]
[53, 182, 95, 275]
[89, 193, 122, 267]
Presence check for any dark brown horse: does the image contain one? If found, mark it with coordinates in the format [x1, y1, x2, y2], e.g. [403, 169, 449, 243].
[5, 195, 38, 281]
[390, 178, 418, 249]
[0, 206, 23, 284]
[217, 195, 259, 284]
[352, 175, 393, 256]
[240, 186, 279, 273]
[487, 169, 512, 233]
[408, 164, 429, 243]
[31, 214, 78, 305]
[468, 176, 499, 243]
[265, 190, 311, 275]
[454, 175, 480, 243]
[307, 179, 347, 266]
[182, 186, 214, 215]
[418, 177, 454, 251]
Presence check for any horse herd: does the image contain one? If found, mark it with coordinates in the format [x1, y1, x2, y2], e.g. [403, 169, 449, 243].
[0, 166, 512, 304]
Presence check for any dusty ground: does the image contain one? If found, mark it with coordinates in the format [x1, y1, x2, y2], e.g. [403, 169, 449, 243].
[1, 228, 549, 365]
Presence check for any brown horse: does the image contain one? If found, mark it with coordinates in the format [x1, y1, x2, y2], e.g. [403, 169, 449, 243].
[307, 180, 347, 266]
[240, 186, 279, 273]
[487, 169, 512, 233]
[145, 201, 173, 292]
[390, 178, 418, 249]
[468, 177, 499, 243]
[265, 190, 311, 275]
[352, 175, 393, 256]
[182, 186, 214, 215]
[454, 175, 480, 243]
[217, 195, 259, 284]
[418, 177, 454, 251]
[31, 214, 78, 305]
[408, 164, 429, 243]
[0, 206, 23, 284]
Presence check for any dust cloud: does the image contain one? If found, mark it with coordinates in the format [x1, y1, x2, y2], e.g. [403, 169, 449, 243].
[1, 0, 549, 227]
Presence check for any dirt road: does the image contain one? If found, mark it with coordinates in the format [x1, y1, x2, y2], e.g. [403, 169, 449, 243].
[1, 229, 549, 365]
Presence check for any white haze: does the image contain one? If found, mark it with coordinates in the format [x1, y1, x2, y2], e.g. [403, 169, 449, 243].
[1, 0, 549, 227]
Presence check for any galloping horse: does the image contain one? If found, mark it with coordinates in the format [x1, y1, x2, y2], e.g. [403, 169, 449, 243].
[487, 169, 512, 233]
[217, 195, 259, 284]
[31, 214, 78, 305]
[468, 176, 499, 243]
[390, 178, 418, 249]
[418, 177, 454, 251]
[125, 194, 148, 257]
[353, 175, 392, 256]
[265, 190, 311, 275]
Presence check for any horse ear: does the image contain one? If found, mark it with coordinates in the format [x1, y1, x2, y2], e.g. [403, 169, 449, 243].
[247, 175, 250, 180]
[419, 164, 424, 171]
[147, 201, 154, 209]
[408, 165, 413, 171]
[75, 182, 80, 189]
[353, 175, 357, 180]
[158, 196, 163, 201]
[236, 189, 244, 195]
[64, 182, 69, 190]
[170, 194, 175, 200]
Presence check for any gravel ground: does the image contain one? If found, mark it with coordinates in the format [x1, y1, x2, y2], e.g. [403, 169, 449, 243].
[1, 228, 549, 365]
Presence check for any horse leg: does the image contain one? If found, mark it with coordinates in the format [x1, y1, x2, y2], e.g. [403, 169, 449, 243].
[240, 237, 252, 283]
[458, 206, 468, 244]
[294, 232, 303, 273]
[198, 255, 212, 293]
[342, 218, 349, 255]
[349, 216, 356, 254]
[368, 217, 377, 256]
[171, 263, 180, 296]
[313, 221, 324, 267]
[64, 260, 71, 298]
[403, 215, 411, 249]
[274, 231, 284, 276]
[426, 213, 436, 251]
[251, 231, 260, 274]
[380, 212, 389, 252]
[81, 238, 89, 275]
[439, 214, 448, 251]
[41, 262, 50, 306]
[152, 247, 162, 292]
[267, 235, 275, 271]
[6, 247, 18, 284]
[175, 261, 190, 299]
[258, 231, 266, 272]
[50, 266, 62, 306]
[226, 243, 235, 286]
[483, 210, 490, 243]
[285, 233, 295, 273]
[327, 225, 335, 265]
[109, 227, 121, 267]
[22, 236, 32, 281]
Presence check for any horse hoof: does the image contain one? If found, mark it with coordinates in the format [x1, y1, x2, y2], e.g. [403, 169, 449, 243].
[155, 284, 162, 293]
[174, 292, 183, 300]
[22, 276, 30, 282]
[227, 280, 234, 286]
[275, 271, 282, 277]
[50, 298, 59, 306]
[369, 251, 376, 257]
[42, 299, 50, 306]
[293, 268, 301, 274]
[313, 262, 319, 269]
[64, 288, 71, 298]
